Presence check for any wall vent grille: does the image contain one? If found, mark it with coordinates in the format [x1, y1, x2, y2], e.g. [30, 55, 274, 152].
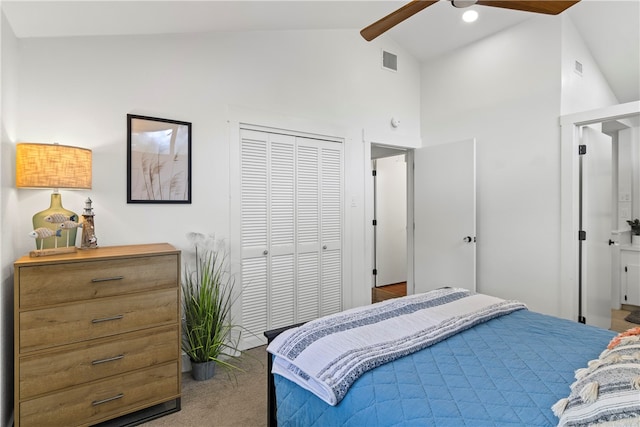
[382, 50, 398, 72]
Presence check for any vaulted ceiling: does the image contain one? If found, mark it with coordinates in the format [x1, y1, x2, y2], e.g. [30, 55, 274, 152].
[2, 0, 638, 103]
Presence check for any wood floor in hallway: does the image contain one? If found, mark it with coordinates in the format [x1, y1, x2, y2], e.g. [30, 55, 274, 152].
[372, 282, 407, 303]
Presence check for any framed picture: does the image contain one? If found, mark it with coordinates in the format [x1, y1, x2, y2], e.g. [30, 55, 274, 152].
[127, 114, 192, 203]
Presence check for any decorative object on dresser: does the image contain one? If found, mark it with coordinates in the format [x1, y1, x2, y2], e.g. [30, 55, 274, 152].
[80, 197, 98, 249]
[182, 233, 243, 381]
[628, 218, 640, 246]
[127, 114, 192, 204]
[15, 142, 92, 256]
[13, 243, 181, 427]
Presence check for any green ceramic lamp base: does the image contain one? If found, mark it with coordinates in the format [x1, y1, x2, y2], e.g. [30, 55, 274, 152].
[32, 192, 79, 250]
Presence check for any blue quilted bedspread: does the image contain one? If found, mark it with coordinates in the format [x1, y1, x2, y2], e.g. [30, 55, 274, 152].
[274, 309, 615, 426]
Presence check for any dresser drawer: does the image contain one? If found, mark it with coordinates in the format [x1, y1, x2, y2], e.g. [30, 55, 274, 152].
[19, 362, 179, 427]
[19, 289, 178, 352]
[19, 325, 178, 399]
[18, 254, 179, 309]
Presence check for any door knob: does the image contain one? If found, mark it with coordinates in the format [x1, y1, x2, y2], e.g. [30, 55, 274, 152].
[608, 239, 615, 246]
[322, 245, 328, 250]
[263, 250, 269, 255]
[463, 236, 473, 243]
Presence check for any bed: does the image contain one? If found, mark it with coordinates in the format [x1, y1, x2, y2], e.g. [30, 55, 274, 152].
[265, 288, 640, 427]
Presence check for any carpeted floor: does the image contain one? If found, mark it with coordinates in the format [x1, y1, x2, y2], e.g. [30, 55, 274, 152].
[141, 283, 408, 426]
[141, 345, 268, 427]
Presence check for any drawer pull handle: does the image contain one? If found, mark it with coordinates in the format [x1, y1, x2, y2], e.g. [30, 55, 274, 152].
[91, 314, 124, 324]
[92, 393, 124, 406]
[92, 354, 124, 365]
[91, 276, 124, 283]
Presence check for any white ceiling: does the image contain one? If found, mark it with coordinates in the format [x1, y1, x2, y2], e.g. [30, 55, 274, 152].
[2, 0, 639, 103]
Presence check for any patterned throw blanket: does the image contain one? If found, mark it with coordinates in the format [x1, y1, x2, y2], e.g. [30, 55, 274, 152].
[267, 287, 527, 406]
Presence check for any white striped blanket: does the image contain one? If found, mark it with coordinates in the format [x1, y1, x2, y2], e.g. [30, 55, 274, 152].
[267, 287, 527, 406]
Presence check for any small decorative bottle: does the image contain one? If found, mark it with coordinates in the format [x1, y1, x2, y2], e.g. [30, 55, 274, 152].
[80, 197, 98, 249]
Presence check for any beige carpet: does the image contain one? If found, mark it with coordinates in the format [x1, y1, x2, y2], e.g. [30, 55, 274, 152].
[142, 345, 268, 427]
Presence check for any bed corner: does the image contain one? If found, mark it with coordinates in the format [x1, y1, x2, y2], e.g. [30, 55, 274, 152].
[264, 323, 305, 427]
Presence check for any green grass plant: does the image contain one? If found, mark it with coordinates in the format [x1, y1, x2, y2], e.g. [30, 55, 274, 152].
[182, 246, 242, 372]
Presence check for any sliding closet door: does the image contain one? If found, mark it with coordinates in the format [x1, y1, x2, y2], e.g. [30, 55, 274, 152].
[239, 128, 343, 338]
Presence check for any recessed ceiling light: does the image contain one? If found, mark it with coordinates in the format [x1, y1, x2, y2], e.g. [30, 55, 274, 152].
[462, 10, 478, 23]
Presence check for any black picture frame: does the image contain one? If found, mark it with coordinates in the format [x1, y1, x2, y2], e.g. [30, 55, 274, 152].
[127, 114, 192, 204]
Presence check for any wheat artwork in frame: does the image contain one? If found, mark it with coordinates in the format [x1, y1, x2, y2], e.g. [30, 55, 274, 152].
[127, 114, 192, 203]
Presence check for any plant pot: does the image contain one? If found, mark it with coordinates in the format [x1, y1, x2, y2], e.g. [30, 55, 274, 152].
[191, 360, 216, 381]
[632, 235, 640, 247]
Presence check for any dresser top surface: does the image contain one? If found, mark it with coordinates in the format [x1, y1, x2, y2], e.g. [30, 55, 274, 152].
[15, 243, 179, 266]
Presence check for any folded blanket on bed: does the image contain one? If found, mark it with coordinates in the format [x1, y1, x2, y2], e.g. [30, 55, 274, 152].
[267, 287, 527, 405]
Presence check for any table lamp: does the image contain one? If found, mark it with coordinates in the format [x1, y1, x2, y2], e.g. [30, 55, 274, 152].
[16, 142, 92, 254]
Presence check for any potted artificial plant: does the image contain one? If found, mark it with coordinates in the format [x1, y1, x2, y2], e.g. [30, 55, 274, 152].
[182, 233, 242, 380]
[628, 219, 640, 246]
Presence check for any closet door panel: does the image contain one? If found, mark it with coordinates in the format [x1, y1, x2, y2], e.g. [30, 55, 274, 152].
[319, 140, 343, 316]
[297, 253, 320, 323]
[270, 136, 295, 256]
[269, 135, 296, 327]
[270, 254, 295, 328]
[240, 130, 268, 259]
[296, 141, 321, 321]
[296, 142, 320, 252]
[320, 143, 343, 245]
[241, 257, 268, 334]
[240, 130, 269, 334]
[321, 250, 342, 315]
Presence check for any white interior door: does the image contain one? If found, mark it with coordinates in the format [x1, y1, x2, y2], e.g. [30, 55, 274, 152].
[581, 127, 613, 329]
[413, 139, 476, 293]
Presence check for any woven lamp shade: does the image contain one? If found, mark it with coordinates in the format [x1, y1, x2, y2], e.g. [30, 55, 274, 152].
[16, 143, 92, 189]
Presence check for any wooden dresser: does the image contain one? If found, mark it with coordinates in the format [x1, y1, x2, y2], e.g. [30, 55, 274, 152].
[14, 243, 181, 427]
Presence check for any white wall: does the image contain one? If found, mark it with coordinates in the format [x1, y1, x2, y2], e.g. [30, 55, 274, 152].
[1, 27, 422, 420]
[1, 11, 19, 426]
[421, 16, 564, 314]
[10, 29, 421, 274]
[420, 15, 618, 316]
[561, 15, 618, 114]
[619, 126, 640, 227]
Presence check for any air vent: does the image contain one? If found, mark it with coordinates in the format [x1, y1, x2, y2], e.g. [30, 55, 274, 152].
[574, 60, 583, 76]
[382, 50, 398, 72]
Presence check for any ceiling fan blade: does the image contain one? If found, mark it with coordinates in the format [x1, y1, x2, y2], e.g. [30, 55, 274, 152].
[475, 1, 580, 15]
[361, 0, 439, 41]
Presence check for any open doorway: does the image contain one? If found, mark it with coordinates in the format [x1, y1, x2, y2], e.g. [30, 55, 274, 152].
[578, 118, 640, 330]
[560, 102, 640, 330]
[579, 126, 614, 328]
[602, 116, 640, 331]
[371, 145, 408, 303]
[368, 139, 477, 304]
